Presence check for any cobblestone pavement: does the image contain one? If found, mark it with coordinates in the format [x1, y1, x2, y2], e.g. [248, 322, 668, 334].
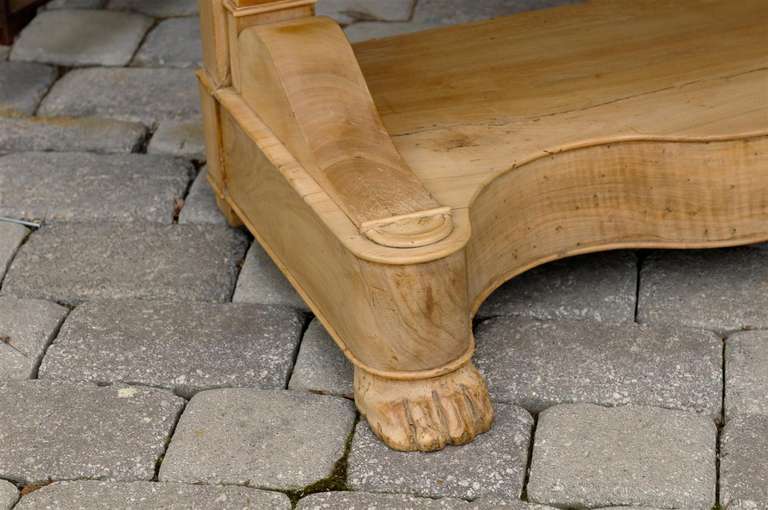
[0, 1, 766, 509]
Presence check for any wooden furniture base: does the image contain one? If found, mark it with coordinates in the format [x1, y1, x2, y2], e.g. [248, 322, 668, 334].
[197, 0, 768, 451]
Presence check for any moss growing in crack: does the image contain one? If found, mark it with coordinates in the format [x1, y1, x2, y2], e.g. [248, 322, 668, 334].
[285, 415, 358, 507]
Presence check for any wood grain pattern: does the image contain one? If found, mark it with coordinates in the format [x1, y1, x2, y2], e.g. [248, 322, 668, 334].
[467, 136, 768, 313]
[215, 88, 473, 375]
[355, 0, 768, 208]
[198, 0, 768, 451]
[236, 16, 454, 247]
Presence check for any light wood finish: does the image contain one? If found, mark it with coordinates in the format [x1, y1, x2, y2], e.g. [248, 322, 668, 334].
[355, 0, 768, 208]
[237, 17, 454, 247]
[197, 0, 768, 451]
[214, 88, 473, 376]
[198, 0, 316, 89]
[199, 0, 231, 86]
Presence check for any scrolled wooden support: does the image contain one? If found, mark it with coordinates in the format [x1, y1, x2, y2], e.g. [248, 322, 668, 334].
[235, 15, 452, 247]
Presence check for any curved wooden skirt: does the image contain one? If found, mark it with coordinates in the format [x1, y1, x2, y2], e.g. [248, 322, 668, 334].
[466, 136, 768, 313]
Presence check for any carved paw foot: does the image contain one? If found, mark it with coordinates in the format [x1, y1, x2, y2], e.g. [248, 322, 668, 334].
[354, 361, 494, 452]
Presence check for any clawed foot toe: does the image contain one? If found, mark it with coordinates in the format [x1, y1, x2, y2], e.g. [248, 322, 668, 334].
[354, 362, 494, 452]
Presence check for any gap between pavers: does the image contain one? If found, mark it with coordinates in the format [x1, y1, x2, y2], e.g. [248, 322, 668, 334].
[0, 296, 68, 380]
[0, 222, 28, 282]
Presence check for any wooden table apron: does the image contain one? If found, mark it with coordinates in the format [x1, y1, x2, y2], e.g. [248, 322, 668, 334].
[196, 0, 768, 452]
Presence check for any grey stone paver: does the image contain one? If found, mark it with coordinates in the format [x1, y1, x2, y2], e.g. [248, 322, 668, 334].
[14, 481, 291, 510]
[348, 403, 533, 500]
[0, 61, 57, 116]
[178, 170, 227, 225]
[720, 415, 768, 509]
[147, 119, 205, 160]
[159, 389, 356, 490]
[296, 492, 469, 509]
[527, 404, 716, 510]
[0, 152, 191, 224]
[0, 296, 68, 380]
[3, 223, 247, 305]
[477, 251, 637, 323]
[0, 46, 9, 61]
[344, 22, 437, 43]
[10, 9, 153, 67]
[39, 68, 200, 127]
[475, 318, 723, 419]
[288, 318, 354, 398]
[47, 0, 107, 8]
[40, 299, 304, 398]
[0, 222, 28, 281]
[107, 0, 197, 17]
[0, 116, 146, 154]
[0, 480, 17, 510]
[297, 492, 554, 509]
[725, 330, 768, 420]
[133, 17, 202, 69]
[413, 0, 578, 25]
[0, 381, 185, 484]
[233, 241, 309, 311]
[318, 0, 415, 25]
[638, 248, 768, 331]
